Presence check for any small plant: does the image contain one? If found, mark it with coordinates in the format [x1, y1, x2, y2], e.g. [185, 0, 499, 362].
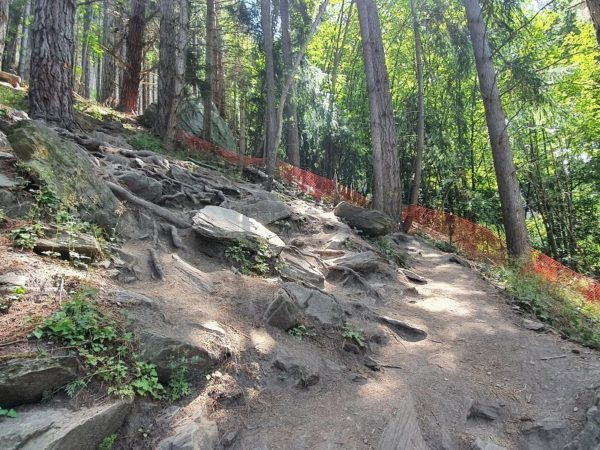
[166, 367, 192, 401]
[342, 326, 366, 348]
[33, 288, 166, 399]
[13, 286, 26, 296]
[374, 236, 409, 268]
[129, 133, 164, 152]
[33, 186, 59, 211]
[0, 208, 6, 224]
[224, 240, 278, 276]
[98, 434, 118, 450]
[9, 223, 44, 249]
[0, 408, 18, 418]
[288, 324, 316, 340]
[434, 240, 457, 253]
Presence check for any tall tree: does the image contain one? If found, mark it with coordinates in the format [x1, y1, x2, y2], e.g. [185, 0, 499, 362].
[155, 0, 189, 148]
[203, 0, 216, 141]
[17, 0, 32, 81]
[463, 0, 529, 258]
[0, 0, 9, 64]
[119, 0, 147, 113]
[280, 0, 301, 166]
[262, 0, 277, 186]
[356, 0, 402, 220]
[78, 3, 94, 98]
[100, 0, 117, 104]
[586, 0, 600, 45]
[29, 0, 76, 127]
[407, 0, 425, 208]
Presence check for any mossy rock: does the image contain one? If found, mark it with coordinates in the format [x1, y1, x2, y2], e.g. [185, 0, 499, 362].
[8, 120, 120, 229]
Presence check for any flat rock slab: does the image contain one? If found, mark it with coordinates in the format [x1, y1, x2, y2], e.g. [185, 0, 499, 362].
[0, 356, 79, 407]
[377, 393, 429, 450]
[523, 318, 545, 332]
[283, 282, 344, 326]
[334, 201, 394, 237]
[0, 173, 17, 188]
[520, 418, 571, 450]
[221, 194, 291, 225]
[279, 248, 326, 288]
[326, 251, 381, 273]
[34, 229, 102, 260]
[192, 206, 285, 254]
[401, 269, 427, 284]
[0, 399, 132, 450]
[378, 315, 427, 342]
[0, 272, 28, 287]
[157, 409, 219, 450]
[273, 347, 320, 388]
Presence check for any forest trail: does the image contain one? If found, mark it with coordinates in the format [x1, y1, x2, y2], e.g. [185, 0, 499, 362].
[120, 207, 599, 450]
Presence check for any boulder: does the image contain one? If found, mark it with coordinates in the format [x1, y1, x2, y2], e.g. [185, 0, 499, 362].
[520, 418, 570, 450]
[34, 228, 102, 260]
[0, 356, 79, 407]
[564, 388, 600, 450]
[178, 98, 238, 151]
[0, 399, 132, 450]
[279, 248, 326, 288]
[283, 282, 344, 326]
[273, 348, 320, 388]
[221, 198, 291, 225]
[192, 206, 285, 254]
[117, 171, 163, 203]
[8, 121, 121, 229]
[157, 410, 219, 450]
[326, 251, 381, 273]
[139, 331, 222, 383]
[467, 399, 504, 422]
[333, 202, 394, 236]
[265, 289, 302, 331]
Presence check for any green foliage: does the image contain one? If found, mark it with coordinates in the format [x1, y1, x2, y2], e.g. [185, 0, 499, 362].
[129, 133, 165, 152]
[434, 240, 457, 253]
[166, 367, 192, 401]
[342, 326, 366, 348]
[9, 223, 44, 249]
[224, 240, 277, 276]
[98, 434, 118, 450]
[287, 324, 316, 340]
[33, 288, 166, 400]
[0, 208, 6, 224]
[373, 236, 409, 268]
[0, 84, 27, 110]
[501, 269, 600, 349]
[0, 408, 18, 419]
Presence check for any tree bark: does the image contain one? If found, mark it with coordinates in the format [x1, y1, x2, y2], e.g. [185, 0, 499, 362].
[29, 0, 76, 128]
[280, 0, 301, 166]
[463, 0, 529, 259]
[155, 0, 188, 148]
[119, 0, 146, 113]
[586, 0, 600, 45]
[78, 3, 93, 98]
[18, 0, 33, 81]
[408, 0, 424, 207]
[203, 0, 216, 142]
[2, 1, 22, 71]
[0, 0, 10, 68]
[357, 0, 402, 220]
[262, 0, 277, 187]
[100, 0, 117, 104]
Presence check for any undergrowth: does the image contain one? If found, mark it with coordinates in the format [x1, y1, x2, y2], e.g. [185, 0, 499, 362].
[499, 268, 600, 349]
[32, 288, 189, 400]
[224, 239, 279, 276]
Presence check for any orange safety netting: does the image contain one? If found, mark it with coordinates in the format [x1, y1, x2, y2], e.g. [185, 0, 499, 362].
[403, 204, 600, 303]
[177, 130, 598, 304]
[178, 130, 368, 206]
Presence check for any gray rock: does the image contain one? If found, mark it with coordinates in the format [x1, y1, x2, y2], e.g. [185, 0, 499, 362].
[139, 331, 221, 383]
[279, 248, 326, 288]
[467, 399, 503, 422]
[523, 318, 545, 332]
[471, 437, 506, 450]
[222, 196, 291, 225]
[0, 151, 16, 160]
[326, 251, 381, 273]
[377, 393, 429, 450]
[157, 410, 219, 450]
[0, 399, 132, 450]
[564, 388, 600, 450]
[178, 98, 238, 151]
[110, 290, 161, 310]
[8, 120, 122, 229]
[117, 171, 163, 202]
[0, 356, 79, 407]
[192, 206, 285, 254]
[283, 282, 345, 326]
[0, 131, 12, 152]
[378, 315, 427, 342]
[221, 429, 239, 447]
[449, 255, 472, 268]
[273, 348, 320, 388]
[0, 173, 17, 188]
[0, 272, 28, 287]
[333, 202, 394, 237]
[34, 228, 102, 260]
[265, 289, 302, 331]
[401, 269, 427, 284]
[521, 418, 570, 450]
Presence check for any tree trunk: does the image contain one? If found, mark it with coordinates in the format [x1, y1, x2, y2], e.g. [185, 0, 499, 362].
[29, 0, 76, 128]
[463, 0, 529, 259]
[407, 0, 424, 207]
[586, 0, 600, 45]
[100, 0, 117, 104]
[215, 16, 226, 119]
[18, 0, 32, 81]
[357, 0, 402, 220]
[2, 1, 22, 72]
[0, 0, 10, 67]
[262, 0, 277, 187]
[280, 0, 301, 166]
[79, 4, 93, 98]
[119, 0, 146, 113]
[203, 0, 216, 142]
[155, 0, 188, 148]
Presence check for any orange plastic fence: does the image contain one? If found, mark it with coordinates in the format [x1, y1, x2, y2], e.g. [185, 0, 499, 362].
[177, 130, 598, 303]
[178, 131, 368, 206]
[403, 204, 600, 303]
